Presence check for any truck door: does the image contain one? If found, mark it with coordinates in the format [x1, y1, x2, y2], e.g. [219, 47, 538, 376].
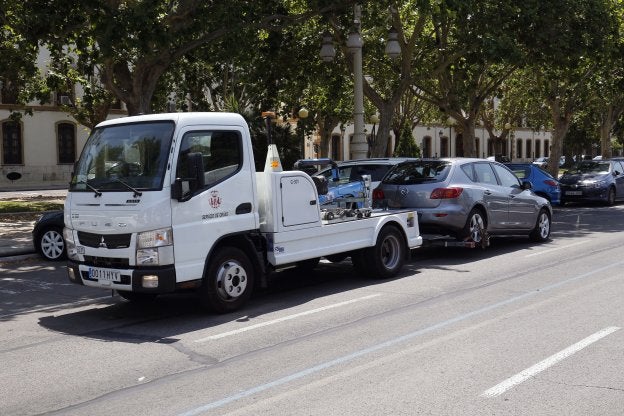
[171, 127, 257, 282]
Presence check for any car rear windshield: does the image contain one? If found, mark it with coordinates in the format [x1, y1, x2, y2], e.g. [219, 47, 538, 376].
[506, 164, 531, 179]
[383, 161, 451, 185]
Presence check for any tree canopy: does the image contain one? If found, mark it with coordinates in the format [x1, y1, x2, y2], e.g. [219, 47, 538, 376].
[4, 0, 624, 162]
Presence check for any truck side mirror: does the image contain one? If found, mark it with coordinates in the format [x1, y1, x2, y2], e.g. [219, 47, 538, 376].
[171, 152, 205, 201]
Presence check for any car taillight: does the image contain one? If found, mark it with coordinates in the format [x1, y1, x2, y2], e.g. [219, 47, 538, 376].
[372, 188, 385, 200]
[543, 179, 558, 186]
[430, 187, 463, 199]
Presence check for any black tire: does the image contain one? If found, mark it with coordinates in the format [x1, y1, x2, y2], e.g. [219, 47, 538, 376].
[199, 246, 254, 313]
[529, 208, 551, 242]
[356, 225, 406, 279]
[116, 291, 157, 303]
[459, 208, 487, 244]
[605, 187, 616, 206]
[35, 226, 66, 261]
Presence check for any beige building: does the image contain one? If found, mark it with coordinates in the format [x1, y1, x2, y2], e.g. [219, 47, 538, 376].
[0, 48, 126, 191]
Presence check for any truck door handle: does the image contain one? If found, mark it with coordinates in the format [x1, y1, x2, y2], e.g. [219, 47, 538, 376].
[310, 200, 317, 205]
[235, 203, 252, 214]
[484, 190, 492, 195]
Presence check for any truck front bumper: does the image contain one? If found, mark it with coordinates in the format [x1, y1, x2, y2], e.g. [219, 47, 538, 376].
[67, 261, 177, 294]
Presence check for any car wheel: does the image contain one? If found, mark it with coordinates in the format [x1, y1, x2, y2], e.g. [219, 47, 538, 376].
[605, 187, 616, 206]
[460, 208, 487, 244]
[36, 226, 66, 261]
[529, 208, 551, 242]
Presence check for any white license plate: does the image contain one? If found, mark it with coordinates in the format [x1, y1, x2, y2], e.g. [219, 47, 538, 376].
[566, 190, 582, 196]
[89, 267, 121, 282]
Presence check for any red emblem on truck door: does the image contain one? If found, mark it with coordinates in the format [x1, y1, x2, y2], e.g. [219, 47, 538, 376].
[209, 190, 222, 208]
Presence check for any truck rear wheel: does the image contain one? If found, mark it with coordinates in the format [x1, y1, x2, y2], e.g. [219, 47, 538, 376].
[200, 246, 254, 313]
[353, 225, 405, 279]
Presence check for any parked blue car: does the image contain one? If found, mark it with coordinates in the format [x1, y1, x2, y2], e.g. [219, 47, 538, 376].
[505, 163, 561, 205]
[558, 160, 624, 206]
[293, 158, 368, 208]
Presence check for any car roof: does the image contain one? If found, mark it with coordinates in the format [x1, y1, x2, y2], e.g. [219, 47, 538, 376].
[334, 157, 417, 166]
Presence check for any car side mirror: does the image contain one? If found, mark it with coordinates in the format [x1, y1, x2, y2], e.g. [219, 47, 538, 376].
[521, 180, 533, 190]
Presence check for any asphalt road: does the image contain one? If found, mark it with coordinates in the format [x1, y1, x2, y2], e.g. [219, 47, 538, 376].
[1, 203, 623, 415]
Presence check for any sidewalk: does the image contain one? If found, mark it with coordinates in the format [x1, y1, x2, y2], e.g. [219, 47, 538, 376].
[0, 189, 67, 261]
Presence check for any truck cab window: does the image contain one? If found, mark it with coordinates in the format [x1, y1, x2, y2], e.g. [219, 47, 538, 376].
[176, 130, 242, 189]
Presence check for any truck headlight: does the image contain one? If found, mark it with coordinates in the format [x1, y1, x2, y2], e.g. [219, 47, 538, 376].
[136, 228, 174, 266]
[63, 227, 79, 260]
[137, 228, 173, 248]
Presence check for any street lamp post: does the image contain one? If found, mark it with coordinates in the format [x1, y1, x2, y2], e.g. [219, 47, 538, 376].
[437, 130, 443, 158]
[298, 107, 309, 158]
[320, 4, 400, 160]
[504, 122, 512, 160]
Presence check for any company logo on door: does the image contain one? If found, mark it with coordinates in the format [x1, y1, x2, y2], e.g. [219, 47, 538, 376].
[209, 190, 222, 208]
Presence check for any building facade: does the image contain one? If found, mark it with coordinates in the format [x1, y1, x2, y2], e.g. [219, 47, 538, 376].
[313, 123, 553, 162]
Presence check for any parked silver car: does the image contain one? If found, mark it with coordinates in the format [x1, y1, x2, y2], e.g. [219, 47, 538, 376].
[373, 158, 552, 245]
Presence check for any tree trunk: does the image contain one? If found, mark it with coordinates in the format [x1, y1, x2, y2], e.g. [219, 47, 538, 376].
[547, 103, 572, 179]
[370, 106, 394, 157]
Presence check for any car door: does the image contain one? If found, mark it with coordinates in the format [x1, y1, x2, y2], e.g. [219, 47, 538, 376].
[492, 163, 538, 229]
[612, 161, 624, 199]
[473, 162, 508, 229]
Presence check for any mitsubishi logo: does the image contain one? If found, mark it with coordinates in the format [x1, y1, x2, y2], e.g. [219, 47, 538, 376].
[99, 236, 107, 248]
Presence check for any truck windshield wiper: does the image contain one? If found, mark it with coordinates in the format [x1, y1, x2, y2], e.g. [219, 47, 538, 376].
[106, 178, 143, 197]
[76, 180, 102, 197]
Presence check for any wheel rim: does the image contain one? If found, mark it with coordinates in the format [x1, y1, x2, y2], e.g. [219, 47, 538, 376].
[215, 260, 248, 300]
[468, 213, 485, 243]
[41, 230, 64, 259]
[380, 234, 401, 270]
[538, 212, 550, 238]
[609, 189, 615, 204]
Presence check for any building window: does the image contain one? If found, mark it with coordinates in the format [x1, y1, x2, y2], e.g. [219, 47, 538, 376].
[440, 137, 449, 157]
[2, 121, 23, 165]
[422, 136, 432, 157]
[331, 135, 340, 160]
[57, 122, 76, 164]
[544, 140, 550, 157]
[526, 140, 532, 159]
[516, 139, 523, 160]
[535, 139, 541, 158]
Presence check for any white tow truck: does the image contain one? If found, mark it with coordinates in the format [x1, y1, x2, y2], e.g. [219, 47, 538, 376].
[64, 112, 422, 312]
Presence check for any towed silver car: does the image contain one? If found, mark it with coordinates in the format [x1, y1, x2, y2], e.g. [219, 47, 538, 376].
[373, 158, 552, 245]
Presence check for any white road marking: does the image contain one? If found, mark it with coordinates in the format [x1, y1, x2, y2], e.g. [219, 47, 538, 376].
[194, 294, 382, 342]
[481, 326, 620, 398]
[524, 240, 589, 258]
[177, 262, 624, 416]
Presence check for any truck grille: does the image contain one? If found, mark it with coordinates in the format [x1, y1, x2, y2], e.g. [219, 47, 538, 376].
[78, 231, 132, 249]
[83, 256, 130, 268]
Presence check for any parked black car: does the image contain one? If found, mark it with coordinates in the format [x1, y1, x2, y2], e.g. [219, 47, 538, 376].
[32, 210, 66, 261]
[559, 160, 624, 206]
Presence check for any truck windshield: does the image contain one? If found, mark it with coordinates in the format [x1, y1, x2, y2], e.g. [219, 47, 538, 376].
[70, 121, 175, 192]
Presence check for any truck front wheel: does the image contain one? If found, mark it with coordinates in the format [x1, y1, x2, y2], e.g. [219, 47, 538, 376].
[200, 247, 255, 313]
